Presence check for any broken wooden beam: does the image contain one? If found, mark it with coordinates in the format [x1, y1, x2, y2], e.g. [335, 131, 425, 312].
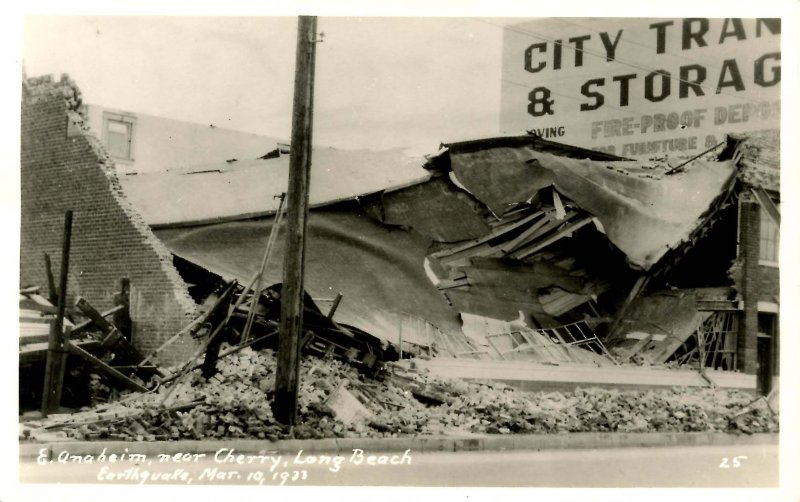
[326, 292, 343, 320]
[19, 298, 58, 314]
[69, 305, 124, 337]
[138, 280, 237, 369]
[66, 342, 148, 392]
[75, 297, 116, 334]
[513, 215, 594, 259]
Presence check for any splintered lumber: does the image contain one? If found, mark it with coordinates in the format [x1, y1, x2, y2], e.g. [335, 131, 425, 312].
[75, 297, 116, 333]
[75, 296, 162, 377]
[160, 281, 240, 403]
[512, 215, 594, 259]
[499, 211, 553, 254]
[69, 305, 124, 337]
[432, 210, 545, 259]
[137, 280, 238, 368]
[19, 298, 58, 314]
[66, 342, 148, 392]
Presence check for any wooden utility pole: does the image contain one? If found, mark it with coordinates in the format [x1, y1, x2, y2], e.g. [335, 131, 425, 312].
[274, 15, 318, 425]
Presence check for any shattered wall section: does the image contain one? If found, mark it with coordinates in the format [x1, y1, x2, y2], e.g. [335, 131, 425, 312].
[20, 75, 197, 364]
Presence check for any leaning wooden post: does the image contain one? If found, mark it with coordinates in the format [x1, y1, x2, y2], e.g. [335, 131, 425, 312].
[41, 210, 73, 416]
[274, 15, 318, 426]
[44, 252, 57, 306]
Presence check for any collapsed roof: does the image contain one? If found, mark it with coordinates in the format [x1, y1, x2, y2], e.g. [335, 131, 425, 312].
[121, 133, 751, 358]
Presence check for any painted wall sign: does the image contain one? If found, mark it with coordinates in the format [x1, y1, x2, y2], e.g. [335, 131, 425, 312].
[500, 18, 781, 158]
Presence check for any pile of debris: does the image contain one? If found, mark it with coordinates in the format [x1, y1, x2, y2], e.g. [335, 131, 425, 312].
[23, 344, 777, 442]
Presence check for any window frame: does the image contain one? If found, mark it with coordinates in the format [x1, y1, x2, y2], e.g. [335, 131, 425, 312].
[758, 200, 780, 267]
[102, 111, 137, 162]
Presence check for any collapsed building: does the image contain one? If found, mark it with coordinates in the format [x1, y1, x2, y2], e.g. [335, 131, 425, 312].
[19, 75, 780, 409]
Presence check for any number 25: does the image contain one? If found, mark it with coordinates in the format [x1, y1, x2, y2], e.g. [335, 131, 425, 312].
[720, 456, 748, 468]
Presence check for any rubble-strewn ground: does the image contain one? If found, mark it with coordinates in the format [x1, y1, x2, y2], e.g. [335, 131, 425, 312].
[22, 347, 777, 442]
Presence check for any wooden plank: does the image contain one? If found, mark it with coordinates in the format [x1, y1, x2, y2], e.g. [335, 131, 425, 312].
[20, 342, 50, 356]
[326, 292, 343, 320]
[66, 342, 148, 392]
[499, 211, 555, 253]
[75, 297, 116, 334]
[20, 286, 40, 295]
[19, 311, 53, 323]
[69, 305, 124, 337]
[19, 298, 57, 314]
[431, 210, 545, 259]
[513, 215, 594, 259]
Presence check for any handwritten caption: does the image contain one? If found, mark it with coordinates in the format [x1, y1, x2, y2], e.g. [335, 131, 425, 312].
[36, 447, 413, 485]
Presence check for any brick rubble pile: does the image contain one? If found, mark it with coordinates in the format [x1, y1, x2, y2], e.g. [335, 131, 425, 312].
[28, 346, 778, 442]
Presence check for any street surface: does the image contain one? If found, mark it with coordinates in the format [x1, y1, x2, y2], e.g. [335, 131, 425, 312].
[20, 443, 777, 487]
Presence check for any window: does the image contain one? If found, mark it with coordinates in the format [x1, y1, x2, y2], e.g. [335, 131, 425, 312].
[103, 112, 136, 161]
[759, 202, 779, 264]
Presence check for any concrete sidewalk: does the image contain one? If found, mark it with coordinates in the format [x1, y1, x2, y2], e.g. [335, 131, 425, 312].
[20, 432, 778, 459]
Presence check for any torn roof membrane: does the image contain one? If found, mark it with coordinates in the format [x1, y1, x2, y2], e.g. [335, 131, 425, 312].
[438, 135, 739, 270]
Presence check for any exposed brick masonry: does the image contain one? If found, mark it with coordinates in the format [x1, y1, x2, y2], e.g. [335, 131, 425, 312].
[20, 75, 198, 364]
[736, 197, 760, 375]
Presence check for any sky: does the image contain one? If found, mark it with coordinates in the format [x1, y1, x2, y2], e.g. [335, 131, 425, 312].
[23, 16, 507, 154]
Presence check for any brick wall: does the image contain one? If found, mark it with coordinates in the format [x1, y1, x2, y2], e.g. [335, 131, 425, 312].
[736, 196, 759, 375]
[20, 75, 198, 364]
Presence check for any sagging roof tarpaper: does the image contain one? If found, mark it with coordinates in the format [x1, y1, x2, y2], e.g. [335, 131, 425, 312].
[120, 147, 430, 228]
[154, 205, 475, 354]
[438, 136, 739, 270]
